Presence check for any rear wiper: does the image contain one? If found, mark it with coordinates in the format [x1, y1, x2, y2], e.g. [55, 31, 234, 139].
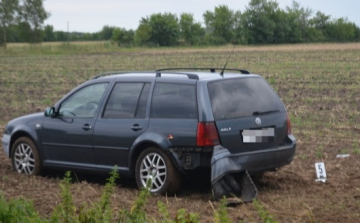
[252, 110, 279, 116]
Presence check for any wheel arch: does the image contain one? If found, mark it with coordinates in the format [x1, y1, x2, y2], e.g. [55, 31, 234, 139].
[9, 131, 38, 158]
[129, 141, 159, 177]
[128, 132, 176, 177]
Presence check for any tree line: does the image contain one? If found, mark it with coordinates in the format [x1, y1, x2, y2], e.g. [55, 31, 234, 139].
[0, 0, 49, 48]
[1, 0, 360, 48]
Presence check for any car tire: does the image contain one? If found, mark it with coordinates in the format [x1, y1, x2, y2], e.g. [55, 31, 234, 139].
[135, 147, 181, 195]
[11, 137, 42, 175]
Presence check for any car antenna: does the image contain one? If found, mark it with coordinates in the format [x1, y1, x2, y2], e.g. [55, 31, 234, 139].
[220, 45, 236, 77]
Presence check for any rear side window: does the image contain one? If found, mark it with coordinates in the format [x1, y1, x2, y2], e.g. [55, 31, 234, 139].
[151, 83, 197, 119]
[208, 77, 285, 120]
[103, 82, 149, 118]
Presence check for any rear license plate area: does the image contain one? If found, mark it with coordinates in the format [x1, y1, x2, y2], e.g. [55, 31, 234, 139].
[241, 128, 275, 143]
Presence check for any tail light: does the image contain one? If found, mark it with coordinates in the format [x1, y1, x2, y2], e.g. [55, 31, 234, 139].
[286, 114, 292, 135]
[196, 122, 220, 146]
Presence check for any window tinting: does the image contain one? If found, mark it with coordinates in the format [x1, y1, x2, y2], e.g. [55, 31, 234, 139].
[151, 83, 197, 119]
[208, 77, 285, 120]
[103, 83, 145, 118]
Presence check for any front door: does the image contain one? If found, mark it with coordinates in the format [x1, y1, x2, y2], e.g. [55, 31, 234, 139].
[42, 82, 109, 168]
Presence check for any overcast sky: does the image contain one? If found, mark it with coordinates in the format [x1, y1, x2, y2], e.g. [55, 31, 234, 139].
[44, 0, 360, 33]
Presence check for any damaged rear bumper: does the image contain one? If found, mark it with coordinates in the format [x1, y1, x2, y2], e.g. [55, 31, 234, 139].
[211, 135, 296, 201]
[212, 135, 296, 182]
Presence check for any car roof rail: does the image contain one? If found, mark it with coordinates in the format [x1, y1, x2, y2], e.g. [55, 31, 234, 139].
[93, 71, 200, 80]
[156, 67, 250, 74]
[92, 71, 131, 79]
[155, 71, 199, 80]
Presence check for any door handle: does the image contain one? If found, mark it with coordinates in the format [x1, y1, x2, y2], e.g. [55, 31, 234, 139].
[82, 124, 92, 131]
[131, 124, 143, 131]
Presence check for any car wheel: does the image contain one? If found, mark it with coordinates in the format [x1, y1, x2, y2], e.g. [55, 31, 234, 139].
[135, 147, 181, 195]
[11, 137, 42, 175]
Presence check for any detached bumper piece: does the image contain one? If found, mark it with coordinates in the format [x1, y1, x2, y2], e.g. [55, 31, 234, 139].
[211, 143, 295, 204]
[212, 170, 257, 204]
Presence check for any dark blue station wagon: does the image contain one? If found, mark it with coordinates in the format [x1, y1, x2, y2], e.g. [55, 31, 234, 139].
[2, 68, 296, 195]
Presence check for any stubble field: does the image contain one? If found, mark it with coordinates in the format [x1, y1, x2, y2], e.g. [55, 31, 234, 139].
[0, 43, 360, 222]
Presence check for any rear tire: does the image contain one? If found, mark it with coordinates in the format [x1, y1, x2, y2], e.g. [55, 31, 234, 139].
[11, 137, 42, 175]
[135, 147, 181, 195]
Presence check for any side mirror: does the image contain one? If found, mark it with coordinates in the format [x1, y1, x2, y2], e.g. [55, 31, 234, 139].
[44, 107, 56, 117]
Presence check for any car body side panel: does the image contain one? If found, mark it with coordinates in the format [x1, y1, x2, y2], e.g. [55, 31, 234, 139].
[42, 116, 97, 165]
[92, 118, 150, 168]
[4, 113, 44, 158]
[196, 81, 215, 122]
[128, 131, 173, 173]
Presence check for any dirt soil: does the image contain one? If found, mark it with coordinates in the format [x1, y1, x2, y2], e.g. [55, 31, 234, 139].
[1, 145, 360, 222]
[1, 44, 360, 222]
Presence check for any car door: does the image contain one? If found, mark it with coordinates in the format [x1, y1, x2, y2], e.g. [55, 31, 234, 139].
[42, 82, 109, 168]
[92, 82, 151, 170]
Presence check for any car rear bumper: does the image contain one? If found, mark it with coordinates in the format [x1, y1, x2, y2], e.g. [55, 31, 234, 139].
[211, 134, 296, 182]
[2, 134, 11, 158]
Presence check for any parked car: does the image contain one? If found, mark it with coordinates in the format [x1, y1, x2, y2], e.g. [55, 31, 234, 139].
[2, 68, 296, 195]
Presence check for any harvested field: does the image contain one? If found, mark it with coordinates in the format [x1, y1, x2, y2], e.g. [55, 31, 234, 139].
[1, 43, 360, 222]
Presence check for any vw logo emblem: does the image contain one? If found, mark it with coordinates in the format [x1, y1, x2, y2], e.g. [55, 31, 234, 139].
[255, 117, 261, 126]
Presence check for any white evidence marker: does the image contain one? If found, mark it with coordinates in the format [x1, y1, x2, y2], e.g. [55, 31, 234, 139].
[315, 162, 326, 183]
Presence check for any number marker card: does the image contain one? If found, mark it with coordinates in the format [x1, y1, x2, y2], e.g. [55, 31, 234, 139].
[315, 162, 326, 182]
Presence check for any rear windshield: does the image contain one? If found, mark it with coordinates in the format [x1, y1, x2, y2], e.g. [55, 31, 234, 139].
[208, 77, 285, 120]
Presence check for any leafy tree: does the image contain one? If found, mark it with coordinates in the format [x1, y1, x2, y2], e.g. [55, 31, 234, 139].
[0, 0, 19, 48]
[242, 0, 279, 44]
[112, 27, 134, 46]
[17, 21, 31, 42]
[310, 11, 331, 30]
[285, 1, 313, 42]
[136, 13, 180, 46]
[43, 24, 54, 41]
[326, 18, 356, 41]
[179, 13, 204, 45]
[100, 25, 115, 40]
[308, 11, 331, 41]
[203, 5, 241, 43]
[134, 19, 152, 46]
[19, 0, 50, 43]
[54, 31, 66, 41]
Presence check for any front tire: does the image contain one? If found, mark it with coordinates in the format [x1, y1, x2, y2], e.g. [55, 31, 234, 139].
[11, 137, 42, 175]
[135, 147, 181, 195]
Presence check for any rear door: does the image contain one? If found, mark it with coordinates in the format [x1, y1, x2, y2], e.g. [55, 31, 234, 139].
[207, 77, 288, 154]
[92, 82, 151, 170]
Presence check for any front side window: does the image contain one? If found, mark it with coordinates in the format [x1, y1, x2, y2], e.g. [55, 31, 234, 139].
[59, 83, 108, 118]
[151, 83, 197, 119]
[103, 83, 149, 118]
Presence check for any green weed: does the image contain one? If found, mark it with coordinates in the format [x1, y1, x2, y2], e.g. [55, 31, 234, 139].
[315, 145, 324, 159]
[213, 197, 231, 223]
[353, 141, 360, 155]
[0, 194, 45, 223]
[118, 184, 150, 223]
[51, 171, 76, 223]
[174, 209, 200, 223]
[253, 199, 278, 223]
